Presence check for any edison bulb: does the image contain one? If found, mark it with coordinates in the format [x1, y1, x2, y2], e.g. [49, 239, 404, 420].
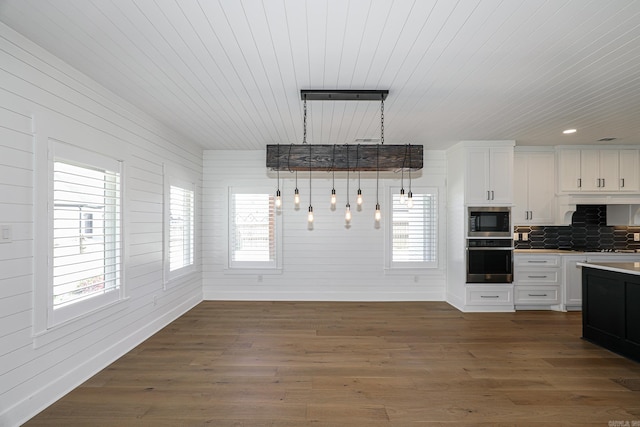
[275, 190, 282, 208]
[308, 206, 314, 223]
[345, 204, 352, 222]
[356, 189, 363, 206]
[374, 203, 381, 222]
[330, 189, 337, 206]
[399, 188, 405, 204]
[294, 188, 300, 206]
[407, 192, 413, 208]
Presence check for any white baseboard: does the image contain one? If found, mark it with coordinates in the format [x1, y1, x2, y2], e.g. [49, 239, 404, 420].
[3, 294, 202, 427]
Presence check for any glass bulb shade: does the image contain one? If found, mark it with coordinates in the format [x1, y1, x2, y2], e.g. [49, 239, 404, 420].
[374, 203, 381, 222]
[294, 188, 300, 206]
[407, 192, 413, 208]
[275, 189, 282, 208]
[345, 204, 352, 221]
[308, 206, 314, 223]
[330, 189, 337, 206]
[356, 190, 363, 206]
[399, 188, 405, 204]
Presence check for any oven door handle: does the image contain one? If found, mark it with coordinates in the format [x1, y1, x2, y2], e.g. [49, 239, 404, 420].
[467, 247, 514, 251]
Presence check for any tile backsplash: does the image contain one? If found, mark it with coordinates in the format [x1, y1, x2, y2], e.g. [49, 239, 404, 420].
[514, 205, 640, 250]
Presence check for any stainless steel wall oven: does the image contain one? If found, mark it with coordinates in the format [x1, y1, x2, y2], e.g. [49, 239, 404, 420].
[466, 239, 513, 283]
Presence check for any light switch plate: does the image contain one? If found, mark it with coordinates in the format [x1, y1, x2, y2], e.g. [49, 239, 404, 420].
[0, 225, 12, 243]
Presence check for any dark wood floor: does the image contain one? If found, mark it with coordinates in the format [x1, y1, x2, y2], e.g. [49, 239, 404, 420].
[26, 301, 640, 426]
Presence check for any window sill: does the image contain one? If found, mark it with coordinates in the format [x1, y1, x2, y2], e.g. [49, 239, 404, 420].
[224, 268, 283, 276]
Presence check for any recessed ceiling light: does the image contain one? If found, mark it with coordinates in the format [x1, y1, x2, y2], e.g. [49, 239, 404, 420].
[563, 129, 577, 134]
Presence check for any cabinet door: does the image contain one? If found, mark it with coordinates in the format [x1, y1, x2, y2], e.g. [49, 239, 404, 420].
[563, 255, 587, 310]
[580, 150, 600, 191]
[526, 152, 555, 224]
[599, 150, 619, 191]
[489, 147, 514, 204]
[558, 150, 581, 192]
[465, 147, 491, 204]
[512, 153, 528, 224]
[619, 149, 640, 192]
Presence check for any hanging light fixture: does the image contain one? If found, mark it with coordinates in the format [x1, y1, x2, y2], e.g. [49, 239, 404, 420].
[375, 143, 381, 222]
[330, 145, 337, 207]
[308, 142, 313, 224]
[345, 144, 351, 222]
[375, 96, 384, 222]
[275, 144, 282, 208]
[356, 144, 363, 206]
[399, 144, 407, 204]
[265, 89, 423, 226]
[289, 144, 300, 208]
[407, 143, 413, 208]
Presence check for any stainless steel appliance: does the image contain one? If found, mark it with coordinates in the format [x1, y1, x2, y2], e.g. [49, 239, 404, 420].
[466, 239, 513, 283]
[468, 206, 511, 238]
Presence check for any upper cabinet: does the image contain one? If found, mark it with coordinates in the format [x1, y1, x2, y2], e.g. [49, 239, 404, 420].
[557, 149, 640, 193]
[465, 146, 514, 205]
[513, 151, 556, 225]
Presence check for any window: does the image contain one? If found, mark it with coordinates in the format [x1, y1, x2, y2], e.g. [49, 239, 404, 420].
[387, 187, 438, 269]
[51, 147, 122, 325]
[228, 188, 281, 270]
[167, 183, 195, 277]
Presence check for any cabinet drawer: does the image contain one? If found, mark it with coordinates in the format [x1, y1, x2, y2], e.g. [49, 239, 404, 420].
[514, 269, 561, 285]
[514, 255, 560, 267]
[515, 286, 560, 304]
[466, 287, 513, 305]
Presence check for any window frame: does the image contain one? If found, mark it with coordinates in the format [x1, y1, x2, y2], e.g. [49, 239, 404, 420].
[48, 141, 125, 327]
[225, 186, 283, 273]
[164, 172, 197, 286]
[385, 186, 439, 271]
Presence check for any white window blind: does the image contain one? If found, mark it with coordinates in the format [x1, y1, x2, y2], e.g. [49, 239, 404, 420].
[229, 192, 277, 268]
[52, 160, 121, 310]
[169, 185, 195, 272]
[389, 189, 438, 268]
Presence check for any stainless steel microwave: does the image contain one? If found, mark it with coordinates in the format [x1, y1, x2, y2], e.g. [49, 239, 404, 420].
[468, 206, 511, 237]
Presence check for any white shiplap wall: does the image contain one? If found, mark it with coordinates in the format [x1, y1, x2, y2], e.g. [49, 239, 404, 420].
[0, 22, 202, 426]
[202, 150, 446, 301]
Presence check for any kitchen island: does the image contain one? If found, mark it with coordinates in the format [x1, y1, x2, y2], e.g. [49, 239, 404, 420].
[578, 261, 640, 362]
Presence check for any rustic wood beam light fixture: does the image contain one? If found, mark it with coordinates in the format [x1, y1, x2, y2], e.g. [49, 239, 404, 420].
[265, 90, 423, 172]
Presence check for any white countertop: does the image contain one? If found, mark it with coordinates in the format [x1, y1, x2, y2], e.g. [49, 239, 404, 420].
[577, 261, 640, 276]
[515, 249, 639, 255]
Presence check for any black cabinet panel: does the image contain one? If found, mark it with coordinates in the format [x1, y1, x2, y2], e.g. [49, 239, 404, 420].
[626, 281, 640, 346]
[584, 273, 624, 336]
[582, 267, 640, 362]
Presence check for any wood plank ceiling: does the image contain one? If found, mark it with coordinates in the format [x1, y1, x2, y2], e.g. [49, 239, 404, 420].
[2, 0, 640, 150]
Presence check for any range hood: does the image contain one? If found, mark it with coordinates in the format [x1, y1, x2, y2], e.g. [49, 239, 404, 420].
[556, 195, 640, 225]
[607, 204, 640, 225]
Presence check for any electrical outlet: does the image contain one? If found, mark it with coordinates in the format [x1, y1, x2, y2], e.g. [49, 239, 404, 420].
[634, 233, 640, 242]
[0, 225, 12, 243]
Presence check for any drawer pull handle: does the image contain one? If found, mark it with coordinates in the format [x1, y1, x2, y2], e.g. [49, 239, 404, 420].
[527, 260, 547, 263]
[480, 295, 500, 299]
[528, 293, 548, 297]
[527, 275, 548, 278]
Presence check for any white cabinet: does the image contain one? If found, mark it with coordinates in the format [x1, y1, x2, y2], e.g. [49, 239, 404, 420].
[513, 151, 556, 225]
[558, 149, 640, 193]
[562, 255, 587, 311]
[466, 285, 513, 308]
[514, 254, 561, 309]
[563, 253, 640, 311]
[619, 149, 640, 192]
[466, 146, 513, 205]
